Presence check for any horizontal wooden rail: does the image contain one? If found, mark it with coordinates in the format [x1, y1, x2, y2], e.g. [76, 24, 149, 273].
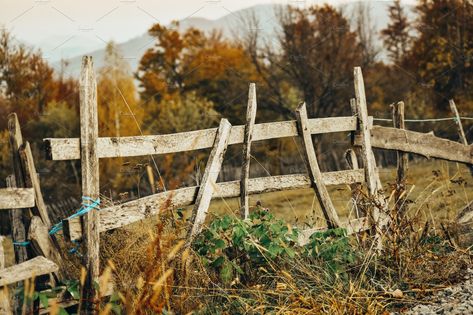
[64, 169, 365, 241]
[355, 126, 473, 164]
[0, 188, 35, 209]
[45, 116, 360, 160]
[0, 256, 58, 287]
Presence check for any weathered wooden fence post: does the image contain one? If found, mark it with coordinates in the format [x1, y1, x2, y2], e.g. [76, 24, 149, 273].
[392, 101, 408, 217]
[0, 236, 11, 314]
[240, 83, 257, 219]
[8, 114, 29, 265]
[188, 119, 232, 243]
[353, 67, 386, 250]
[79, 56, 100, 313]
[449, 99, 473, 176]
[296, 102, 341, 228]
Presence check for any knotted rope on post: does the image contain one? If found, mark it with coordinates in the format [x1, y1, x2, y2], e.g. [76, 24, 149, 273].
[49, 196, 100, 236]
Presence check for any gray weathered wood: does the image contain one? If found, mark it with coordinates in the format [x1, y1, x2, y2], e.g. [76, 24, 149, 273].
[79, 56, 100, 311]
[188, 119, 232, 241]
[0, 236, 11, 314]
[8, 114, 29, 266]
[240, 83, 257, 219]
[0, 256, 58, 287]
[354, 67, 385, 249]
[44, 116, 360, 160]
[449, 100, 468, 146]
[27, 216, 64, 281]
[392, 102, 408, 215]
[295, 102, 341, 228]
[6, 176, 28, 265]
[449, 100, 473, 176]
[64, 169, 365, 241]
[354, 126, 473, 164]
[19, 142, 51, 227]
[345, 149, 364, 218]
[0, 188, 35, 209]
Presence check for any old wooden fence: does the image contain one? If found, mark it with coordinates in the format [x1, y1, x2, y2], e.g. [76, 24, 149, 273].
[1, 55, 472, 313]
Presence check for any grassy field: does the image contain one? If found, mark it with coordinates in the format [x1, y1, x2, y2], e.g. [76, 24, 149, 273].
[206, 159, 473, 227]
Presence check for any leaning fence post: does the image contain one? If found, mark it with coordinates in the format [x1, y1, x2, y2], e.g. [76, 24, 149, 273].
[240, 83, 257, 219]
[79, 56, 100, 313]
[296, 102, 341, 228]
[449, 99, 473, 176]
[188, 119, 232, 243]
[0, 236, 11, 314]
[19, 142, 52, 228]
[392, 101, 408, 217]
[353, 67, 386, 250]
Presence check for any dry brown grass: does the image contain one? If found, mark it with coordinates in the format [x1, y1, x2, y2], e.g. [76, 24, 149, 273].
[50, 160, 472, 314]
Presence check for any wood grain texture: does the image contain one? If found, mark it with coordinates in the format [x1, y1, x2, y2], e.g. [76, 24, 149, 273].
[8, 114, 29, 266]
[44, 116, 359, 160]
[296, 103, 341, 228]
[355, 126, 473, 164]
[19, 142, 51, 227]
[240, 83, 257, 219]
[0, 188, 35, 209]
[449, 100, 473, 176]
[0, 236, 11, 314]
[27, 216, 64, 281]
[392, 102, 408, 215]
[354, 67, 385, 250]
[0, 256, 58, 287]
[6, 175, 28, 265]
[188, 119, 232, 241]
[79, 56, 100, 311]
[64, 169, 365, 241]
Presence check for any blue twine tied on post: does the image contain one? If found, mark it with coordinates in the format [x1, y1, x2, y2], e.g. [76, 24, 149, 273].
[49, 196, 100, 236]
[13, 241, 30, 247]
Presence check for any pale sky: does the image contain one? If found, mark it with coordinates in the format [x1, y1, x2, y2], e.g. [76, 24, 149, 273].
[1, 0, 415, 43]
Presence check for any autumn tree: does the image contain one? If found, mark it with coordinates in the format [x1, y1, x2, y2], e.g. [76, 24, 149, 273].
[0, 30, 56, 124]
[381, 0, 411, 64]
[97, 42, 147, 192]
[274, 5, 364, 118]
[137, 22, 262, 124]
[409, 0, 473, 110]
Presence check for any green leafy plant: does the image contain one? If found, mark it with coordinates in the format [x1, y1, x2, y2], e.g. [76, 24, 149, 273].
[304, 228, 357, 279]
[192, 208, 299, 284]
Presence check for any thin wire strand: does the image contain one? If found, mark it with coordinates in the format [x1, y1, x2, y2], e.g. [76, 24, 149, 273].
[373, 116, 473, 122]
[116, 86, 167, 192]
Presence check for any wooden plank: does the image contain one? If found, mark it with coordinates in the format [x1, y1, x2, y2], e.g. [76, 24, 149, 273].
[188, 119, 232, 241]
[0, 188, 35, 209]
[449, 100, 468, 146]
[0, 256, 58, 287]
[355, 126, 473, 164]
[44, 116, 359, 160]
[19, 142, 51, 227]
[240, 83, 257, 219]
[392, 101, 408, 216]
[6, 176, 28, 266]
[354, 67, 385, 250]
[64, 169, 365, 241]
[0, 236, 12, 314]
[295, 102, 341, 228]
[27, 216, 64, 281]
[449, 100, 473, 176]
[79, 56, 100, 311]
[297, 216, 371, 246]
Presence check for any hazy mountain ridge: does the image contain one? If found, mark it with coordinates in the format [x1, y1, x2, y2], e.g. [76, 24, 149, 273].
[55, 1, 415, 77]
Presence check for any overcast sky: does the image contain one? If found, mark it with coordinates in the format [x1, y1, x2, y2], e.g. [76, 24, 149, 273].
[1, 0, 415, 45]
